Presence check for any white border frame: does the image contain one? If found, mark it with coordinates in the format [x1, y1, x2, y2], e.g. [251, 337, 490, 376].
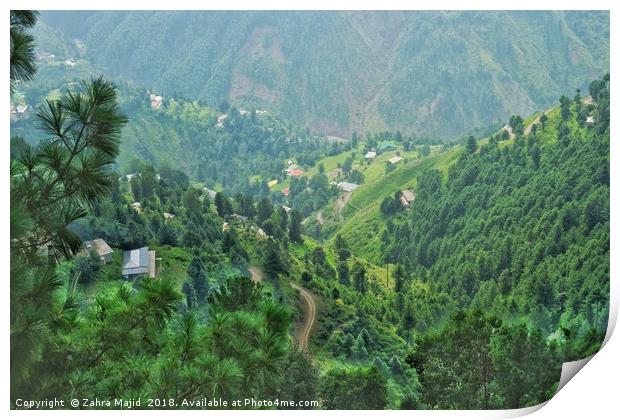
[2, 1, 616, 419]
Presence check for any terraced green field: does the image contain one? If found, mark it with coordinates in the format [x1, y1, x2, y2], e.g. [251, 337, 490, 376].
[334, 147, 461, 262]
[296, 139, 462, 263]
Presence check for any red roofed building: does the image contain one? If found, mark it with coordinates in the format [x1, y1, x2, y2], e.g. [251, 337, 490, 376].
[282, 187, 290, 197]
[289, 169, 304, 177]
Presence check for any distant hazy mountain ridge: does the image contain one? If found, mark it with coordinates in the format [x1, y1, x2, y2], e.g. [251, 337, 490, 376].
[37, 11, 609, 138]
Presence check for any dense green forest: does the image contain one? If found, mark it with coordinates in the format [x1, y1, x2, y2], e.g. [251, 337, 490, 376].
[379, 80, 610, 335]
[10, 11, 609, 410]
[34, 11, 609, 137]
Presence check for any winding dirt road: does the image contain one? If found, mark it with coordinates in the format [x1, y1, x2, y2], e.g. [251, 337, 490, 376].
[249, 266, 317, 351]
[290, 283, 317, 351]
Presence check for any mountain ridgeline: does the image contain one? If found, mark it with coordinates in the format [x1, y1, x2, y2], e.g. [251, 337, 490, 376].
[37, 10, 609, 138]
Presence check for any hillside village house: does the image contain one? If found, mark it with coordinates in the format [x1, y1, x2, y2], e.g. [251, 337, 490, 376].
[122, 247, 157, 280]
[400, 189, 416, 208]
[163, 212, 175, 220]
[268, 179, 279, 188]
[124, 172, 140, 181]
[285, 163, 304, 177]
[149, 93, 163, 109]
[378, 142, 397, 153]
[288, 169, 304, 177]
[501, 124, 513, 138]
[282, 187, 290, 197]
[337, 182, 359, 192]
[36, 51, 56, 62]
[389, 155, 404, 165]
[284, 163, 305, 177]
[365, 150, 377, 159]
[131, 201, 142, 213]
[10, 104, 29, 121]
[204, 187, 217, 200]
[232, 214, 248, 222]
[84, 239, 114, 264]
[215, 114, 227, 128]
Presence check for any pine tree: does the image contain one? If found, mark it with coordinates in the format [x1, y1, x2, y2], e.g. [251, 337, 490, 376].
[539, 112, 548, 127]
[11, 70, 127, 398]
[351, 335, 368, 360]
[277, 345, 319, 407]
[214, 191, 233, 217]
[182, 280, 197, 308]
[187, 255, 209, 304]
[337, 260, 350, 286]
[465, 136, 477, 154]
[289, 209, 302, 243]
[559, 95, 571, 120]
[352, 262, 367, 293]
[389, 355, 403, 375]
[401, 303, 415, 343]
[263, 241, 287, 280]
[393, 264, 409, 294]
[334, 234, 351, 261]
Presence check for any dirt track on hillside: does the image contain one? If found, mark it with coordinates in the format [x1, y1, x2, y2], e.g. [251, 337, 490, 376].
[334, 191, 352, 222]
[249, 266, 317, 351]
[290, 282, 317, 351]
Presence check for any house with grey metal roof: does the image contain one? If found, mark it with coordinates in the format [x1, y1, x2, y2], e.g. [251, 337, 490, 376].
[122, 247, 156, 280]
[337, 182, 360, 192]
[378, 142, 397, 152]
[84, 238, 114, 264]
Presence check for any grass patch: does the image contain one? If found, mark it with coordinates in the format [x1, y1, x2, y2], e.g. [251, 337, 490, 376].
[149, 245, 193, 287]
[324, 147, 462, 263]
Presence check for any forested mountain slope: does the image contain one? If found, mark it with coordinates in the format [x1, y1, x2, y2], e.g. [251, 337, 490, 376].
[11, 78, 349, 197]
[380, 77, 610, 336]
[37, 11, 609, 137]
